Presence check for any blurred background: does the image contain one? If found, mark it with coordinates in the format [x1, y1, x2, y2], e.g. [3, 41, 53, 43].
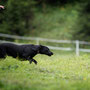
[0, 0, 90, 55]
[0, 1, 90, 90]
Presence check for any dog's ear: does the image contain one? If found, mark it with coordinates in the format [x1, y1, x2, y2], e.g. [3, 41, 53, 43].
[39, 45, 43, 49]
[39, 45, 45, 50]
[32, 45, 41, 52]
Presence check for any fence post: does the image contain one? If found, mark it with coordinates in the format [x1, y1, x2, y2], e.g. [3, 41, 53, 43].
[76, 40, 79, 56]
[36, 38, 39, 45]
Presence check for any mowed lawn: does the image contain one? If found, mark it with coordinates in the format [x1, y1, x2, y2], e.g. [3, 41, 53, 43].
[0, 53, 90, 90]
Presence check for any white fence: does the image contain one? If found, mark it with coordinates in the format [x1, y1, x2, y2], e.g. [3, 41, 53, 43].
[0, 33, 90, 56]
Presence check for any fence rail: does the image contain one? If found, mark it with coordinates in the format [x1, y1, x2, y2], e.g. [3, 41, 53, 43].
[0, 33, 90, 56]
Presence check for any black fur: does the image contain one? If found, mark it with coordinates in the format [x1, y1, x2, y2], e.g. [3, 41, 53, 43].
[0, 43, 53, 64]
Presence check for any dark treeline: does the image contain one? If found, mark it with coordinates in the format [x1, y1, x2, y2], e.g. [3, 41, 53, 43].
[74, 3, 90, 41]
[0, 0, 89, 41]
[0, 0, 35, 35]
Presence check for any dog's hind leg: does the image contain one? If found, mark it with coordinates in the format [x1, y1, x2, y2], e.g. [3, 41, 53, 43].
[0, 48, 6, 59]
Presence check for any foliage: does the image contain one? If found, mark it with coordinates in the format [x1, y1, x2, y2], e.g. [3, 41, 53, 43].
[35, 0, 89, 6]
[0, 0, 90, 41]
[73, 3, 90, 41]
[30, 4, 80, 39]
[0, 0, 35, 35]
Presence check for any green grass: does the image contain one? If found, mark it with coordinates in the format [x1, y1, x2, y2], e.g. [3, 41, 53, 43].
[0, 52, 90, 90]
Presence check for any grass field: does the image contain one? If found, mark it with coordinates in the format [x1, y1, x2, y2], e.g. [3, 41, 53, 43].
[0, 52, 90, 90]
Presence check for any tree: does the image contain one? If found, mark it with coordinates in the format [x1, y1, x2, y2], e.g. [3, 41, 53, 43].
[73, 3, 90, 41]
[0, 0, 35, 35]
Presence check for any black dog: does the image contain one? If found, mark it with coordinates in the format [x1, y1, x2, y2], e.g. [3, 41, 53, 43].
[0, 43, 53, 64]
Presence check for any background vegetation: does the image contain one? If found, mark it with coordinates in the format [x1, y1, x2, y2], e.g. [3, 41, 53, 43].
[0, 0, 90, 41]
[0, 0, 90, 90]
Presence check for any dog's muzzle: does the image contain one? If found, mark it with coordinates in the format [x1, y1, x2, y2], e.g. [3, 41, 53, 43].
[48, 52, 53, 56]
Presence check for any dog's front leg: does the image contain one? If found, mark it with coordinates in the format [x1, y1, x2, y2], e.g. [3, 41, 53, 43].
[26, 57, 33, 64]
[27, 57, 37, 65]
[32, 59, 37, 65]
[29, 59, 37, 65]
[29, 59, 33, 64]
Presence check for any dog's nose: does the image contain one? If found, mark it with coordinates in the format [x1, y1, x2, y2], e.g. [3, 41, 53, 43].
[51, 52, 53, 55]
[48, 52, 53, 56]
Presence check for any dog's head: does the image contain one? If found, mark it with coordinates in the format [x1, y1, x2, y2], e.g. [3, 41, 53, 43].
[39, 45, 53, 56]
